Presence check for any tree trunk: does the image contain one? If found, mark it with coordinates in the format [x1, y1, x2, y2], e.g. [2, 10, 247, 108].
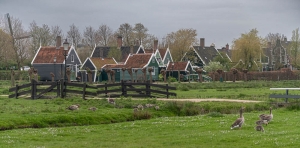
[11, 70, 15, 86]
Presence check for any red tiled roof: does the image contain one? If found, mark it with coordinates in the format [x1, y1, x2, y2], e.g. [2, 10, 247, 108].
[90, 57, 116, 69]
[125, 54, 152, 68]
[166, 62, 188, 71]
[102, 64, 125, 69]
[158, 48, 167, 59]
[33, 46, 70, 64]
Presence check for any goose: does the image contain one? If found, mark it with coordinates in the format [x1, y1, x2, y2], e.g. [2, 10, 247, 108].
[255, 125, 264, 132]
[259, 107, 273, 123]
[255, 120, 268, 126]
[88, 107, 97, 111]
[107, 93, 115, 105]
[231, 107, 245, 130]
[67, 104, 80, 110]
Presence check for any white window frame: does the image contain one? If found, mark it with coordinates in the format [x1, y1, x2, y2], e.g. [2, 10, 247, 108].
[71, 55, 74, 62]
[152, 67, 155, 75]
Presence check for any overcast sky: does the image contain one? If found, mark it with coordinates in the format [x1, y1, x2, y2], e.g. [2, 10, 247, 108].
[1, 0, 299, 49]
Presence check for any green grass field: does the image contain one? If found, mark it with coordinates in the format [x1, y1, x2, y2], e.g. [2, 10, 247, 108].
[1, 108, 300, 148]
[1, 80, 300, 147]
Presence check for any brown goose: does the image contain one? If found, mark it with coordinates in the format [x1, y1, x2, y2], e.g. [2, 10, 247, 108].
[255, 120, 268, 126]
[67, 104, 80, 110]
[88, 107, 97, 111]
[231, 107, 245, 129]
[255, 125, 264, 132]
[259, 107, 273, 123]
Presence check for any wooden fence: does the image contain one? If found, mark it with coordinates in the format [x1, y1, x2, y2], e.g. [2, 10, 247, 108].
[9, 80, 176, 99]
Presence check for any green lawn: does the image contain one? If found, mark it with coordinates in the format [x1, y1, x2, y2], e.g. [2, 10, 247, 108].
[1, 80, 300, 147]
[0, 108, 299, 148]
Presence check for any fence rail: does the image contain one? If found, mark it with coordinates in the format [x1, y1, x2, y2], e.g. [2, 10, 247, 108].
[8, 80, 176, 99]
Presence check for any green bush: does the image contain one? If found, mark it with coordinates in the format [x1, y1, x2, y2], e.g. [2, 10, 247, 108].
[168, 76, 177, 82]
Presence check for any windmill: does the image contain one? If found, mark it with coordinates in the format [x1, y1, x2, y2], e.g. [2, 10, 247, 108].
[5, 13, 31, 71]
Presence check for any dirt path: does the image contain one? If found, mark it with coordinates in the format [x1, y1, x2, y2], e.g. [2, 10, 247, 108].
[0, 95, 262, 103]
[155, 98, 262, 103]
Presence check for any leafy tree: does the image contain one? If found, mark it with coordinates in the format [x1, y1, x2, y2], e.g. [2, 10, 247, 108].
[231, 28, 264, 71]
[166, 28, 197, 61]
[289, 28, 300, 69]
[213, 52, 231, 71]
[67, 23, 81, 50]
[107, 46, 122, 62]
[203, 61, 224, 73]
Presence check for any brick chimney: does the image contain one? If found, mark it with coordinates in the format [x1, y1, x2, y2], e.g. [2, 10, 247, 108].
[154, 40, 158, 50]
[130, 44, 133, 54]
[117, 36, 122, 49]
[226, 43, 229, 50]
[268, 42, 271, 48]
[135, 39, 140, 46]
[200, 38, 205, 48]
[56, 36, 61, 49]
[100, 48, 103, 58]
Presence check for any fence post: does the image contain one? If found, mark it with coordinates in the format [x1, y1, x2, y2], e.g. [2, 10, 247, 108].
[57, 81, 60, 97]
[83, 82, 86, 100]
[31, 79, 37, 99]
[15, 84, 18, 99]
[60, 79, 64, 98]
[166, 84, 169, 98]
[105, 83, 108, 97]
[146, 80, 150, 97]
[121, 80, 125, 95]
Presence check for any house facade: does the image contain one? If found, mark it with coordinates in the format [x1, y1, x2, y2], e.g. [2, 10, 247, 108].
[102, 53, 160, 82]
[182, 38, 222, 68]
[261, 38, 290, 71]
[80, 57, 117, 82]
[165, 61, 195, 80]
[31, 37, 82, 81]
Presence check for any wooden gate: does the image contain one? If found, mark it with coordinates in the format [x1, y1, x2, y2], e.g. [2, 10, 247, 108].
[9, 80, 60, 99]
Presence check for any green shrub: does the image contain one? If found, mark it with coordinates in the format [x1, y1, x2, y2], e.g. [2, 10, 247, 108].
[207, 112, 224, 117]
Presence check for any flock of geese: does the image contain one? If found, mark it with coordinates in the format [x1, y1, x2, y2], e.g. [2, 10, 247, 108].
[231, 107, 273, 132]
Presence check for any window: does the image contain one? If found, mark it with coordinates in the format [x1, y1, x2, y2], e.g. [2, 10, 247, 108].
[71, 55, 74, 62]
[152, 67, 155, 75]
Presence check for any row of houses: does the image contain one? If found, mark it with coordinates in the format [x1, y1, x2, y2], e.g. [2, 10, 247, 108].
[31, 36, 194, 82]
[31, 36, 292, 82]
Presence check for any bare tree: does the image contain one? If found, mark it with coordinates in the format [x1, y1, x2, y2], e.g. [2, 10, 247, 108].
[29, 21, 53, 54]
[83, 26, 97, 53]
[96, 24, 113, 46]
[3, 15, 30, 71]
[50, 25, 63, 46]
[133, 23, 148, 45]
[265, 33, 286, 47]
[0, 29, 15, 70]
[67, 23, 81, 49]
[116, 23, 133, 46]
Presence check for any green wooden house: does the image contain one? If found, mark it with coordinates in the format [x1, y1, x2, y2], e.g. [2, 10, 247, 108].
[166, 61, 195, 81]
[80, 57, 117, 82]
[102, 53, 160, 82]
